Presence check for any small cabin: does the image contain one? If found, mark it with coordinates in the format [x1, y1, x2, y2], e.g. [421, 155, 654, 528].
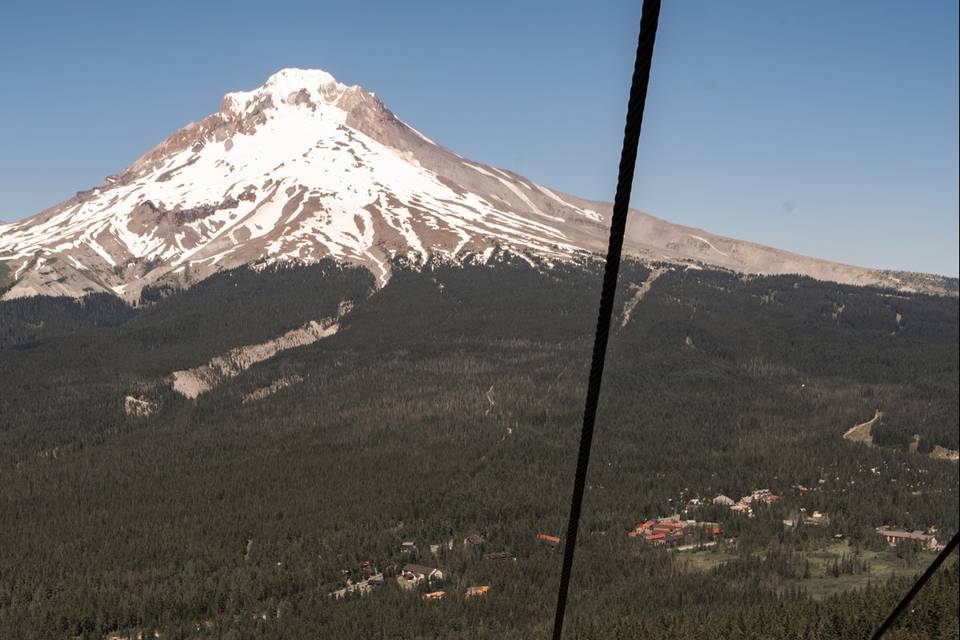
[536, 533, 561, 549]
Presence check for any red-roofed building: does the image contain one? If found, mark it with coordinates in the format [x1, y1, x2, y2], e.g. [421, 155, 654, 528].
[536, 533, 561, 549]
[629, 516, 721, 547]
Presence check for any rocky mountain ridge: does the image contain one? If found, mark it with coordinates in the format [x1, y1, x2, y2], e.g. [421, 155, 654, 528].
[1, 68, 955, 300]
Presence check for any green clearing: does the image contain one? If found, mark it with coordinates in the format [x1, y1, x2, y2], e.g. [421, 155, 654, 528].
[797, 540, 934, 599]
[679, 539, 937, 600]
[676, 546, 740, 572]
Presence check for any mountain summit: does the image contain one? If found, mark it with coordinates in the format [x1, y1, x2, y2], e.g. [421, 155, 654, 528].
[0, 68, 953, 299]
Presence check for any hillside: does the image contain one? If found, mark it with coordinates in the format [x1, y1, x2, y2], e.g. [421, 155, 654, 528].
[0, 258, 956, 638]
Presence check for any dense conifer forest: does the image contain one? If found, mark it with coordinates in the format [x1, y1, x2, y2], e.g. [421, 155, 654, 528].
[0, 257, 957, 639]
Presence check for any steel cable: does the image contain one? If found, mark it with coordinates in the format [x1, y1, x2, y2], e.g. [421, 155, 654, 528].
[550, 4, 955, 638]
[550, 2, 662, 638]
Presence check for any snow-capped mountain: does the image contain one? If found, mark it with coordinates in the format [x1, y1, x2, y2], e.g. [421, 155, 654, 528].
[0, 68, 953, 300]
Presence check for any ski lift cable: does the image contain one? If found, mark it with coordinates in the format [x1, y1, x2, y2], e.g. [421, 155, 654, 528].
[870, 530, 959, 639]
[551, 1, 958, 638]
[550, 1, 662, 638]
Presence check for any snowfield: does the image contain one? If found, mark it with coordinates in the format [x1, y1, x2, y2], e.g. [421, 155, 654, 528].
[1, 68, 954, 300]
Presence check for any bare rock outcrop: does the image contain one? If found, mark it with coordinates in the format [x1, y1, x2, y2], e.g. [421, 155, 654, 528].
[242, 375, 305, 404]
[171, 302, 351, 399]
[124, 395, 157, 417]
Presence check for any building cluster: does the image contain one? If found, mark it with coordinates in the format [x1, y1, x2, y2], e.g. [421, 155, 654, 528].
[628, 515, 721, 547]
[876, 525, 943, 551]
[400, 565, 488, 602]
[330, 565, 386, 600]
[714, 489, 780, 517]
[398, 564, 445, 590]
[330, 498, 949, 606]
[330, 534, 508, 601]
[783, 509, 831, 528]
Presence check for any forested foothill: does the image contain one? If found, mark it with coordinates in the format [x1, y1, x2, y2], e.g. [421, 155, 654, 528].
[0, 256, 957, 639]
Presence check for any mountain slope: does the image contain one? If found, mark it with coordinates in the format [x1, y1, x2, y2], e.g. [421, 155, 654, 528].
[0, 257, 957, 637]
[0, 68, 954, 300]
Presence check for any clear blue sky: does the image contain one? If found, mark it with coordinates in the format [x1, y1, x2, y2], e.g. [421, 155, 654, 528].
[2, 1, 957, 276]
